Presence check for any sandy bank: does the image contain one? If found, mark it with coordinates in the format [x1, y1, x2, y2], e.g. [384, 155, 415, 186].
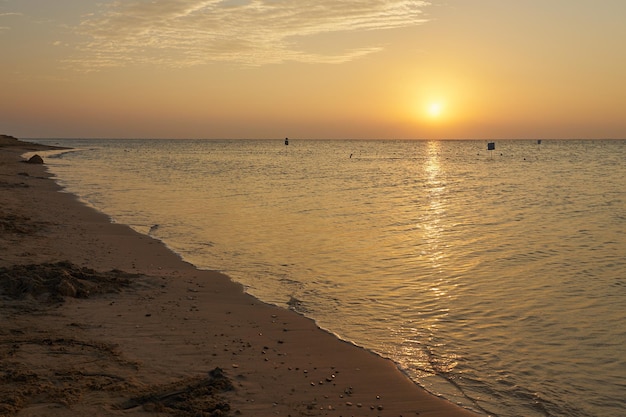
[0, 136, 480, 416]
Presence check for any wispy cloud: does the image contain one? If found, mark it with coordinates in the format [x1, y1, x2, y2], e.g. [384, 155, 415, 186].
[70, 0, 429, 69]
[0, 11, 19, 32]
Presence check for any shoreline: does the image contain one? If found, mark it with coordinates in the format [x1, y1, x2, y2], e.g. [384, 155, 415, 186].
[1, 135, 480, 416]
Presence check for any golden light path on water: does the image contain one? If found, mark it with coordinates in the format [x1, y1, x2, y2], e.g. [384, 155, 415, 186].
[405, 140, 459, 377]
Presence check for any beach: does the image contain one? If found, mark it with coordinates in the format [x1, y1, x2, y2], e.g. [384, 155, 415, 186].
[0, 135, 479, 416]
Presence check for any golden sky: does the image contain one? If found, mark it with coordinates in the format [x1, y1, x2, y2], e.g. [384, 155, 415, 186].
[1, 1, 625, 139]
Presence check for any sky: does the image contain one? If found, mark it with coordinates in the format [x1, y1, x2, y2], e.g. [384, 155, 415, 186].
[1, 0, 625, 140]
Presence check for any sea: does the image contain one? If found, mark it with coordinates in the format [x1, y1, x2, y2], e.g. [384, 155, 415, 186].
[30, 138, 625, 417]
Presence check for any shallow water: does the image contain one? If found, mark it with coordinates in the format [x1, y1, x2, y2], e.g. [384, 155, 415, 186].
[35, 138, 626, 417]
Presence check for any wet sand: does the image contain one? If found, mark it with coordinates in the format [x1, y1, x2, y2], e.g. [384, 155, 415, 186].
[0, 135, 480, 416]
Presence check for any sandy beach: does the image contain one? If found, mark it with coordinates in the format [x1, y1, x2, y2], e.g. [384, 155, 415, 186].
[0, 135, 479, 417]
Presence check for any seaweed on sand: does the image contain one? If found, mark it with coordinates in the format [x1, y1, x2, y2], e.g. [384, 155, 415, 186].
[121, 367, 234, 417]
[0, 261, 138, 304]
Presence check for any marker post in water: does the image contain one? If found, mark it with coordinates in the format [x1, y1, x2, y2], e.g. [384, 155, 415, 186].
[487, 142, 495, 159]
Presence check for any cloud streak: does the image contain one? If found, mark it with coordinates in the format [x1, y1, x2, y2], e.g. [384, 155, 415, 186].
[71, 0, 429, 69]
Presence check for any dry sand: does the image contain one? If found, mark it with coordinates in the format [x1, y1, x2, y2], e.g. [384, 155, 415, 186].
[0, 135, 480, 417]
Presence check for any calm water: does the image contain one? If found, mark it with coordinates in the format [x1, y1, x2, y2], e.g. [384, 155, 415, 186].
[33, 139, 625, 417]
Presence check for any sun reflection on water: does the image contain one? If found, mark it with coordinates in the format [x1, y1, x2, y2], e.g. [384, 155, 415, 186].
[422, 140, 447, 277]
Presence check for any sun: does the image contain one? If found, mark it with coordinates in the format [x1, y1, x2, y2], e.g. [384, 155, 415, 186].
[427, 102, 443, 118]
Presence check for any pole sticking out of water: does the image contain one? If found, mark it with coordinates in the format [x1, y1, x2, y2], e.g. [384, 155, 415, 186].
[487, 142, 495, 159]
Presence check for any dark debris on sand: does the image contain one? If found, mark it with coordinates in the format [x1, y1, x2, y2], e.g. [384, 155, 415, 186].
[0, 261, 138, 305]
[0, 211, 49, 235]
[121, 367, 234, 417]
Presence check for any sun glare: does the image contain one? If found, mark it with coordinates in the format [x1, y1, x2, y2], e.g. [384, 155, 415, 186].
[427, 102, 443, 118]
